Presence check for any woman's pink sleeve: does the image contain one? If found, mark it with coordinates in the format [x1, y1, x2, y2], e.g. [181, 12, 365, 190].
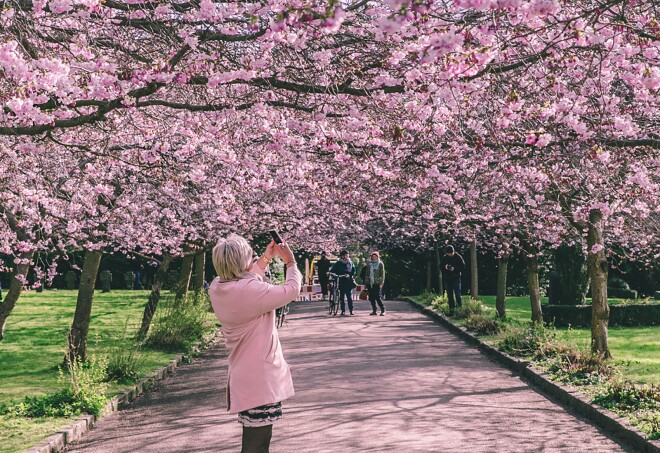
[247, 265, 302, 316]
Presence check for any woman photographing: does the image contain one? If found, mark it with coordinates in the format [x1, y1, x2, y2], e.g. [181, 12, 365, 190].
[209, 234, 301, 453]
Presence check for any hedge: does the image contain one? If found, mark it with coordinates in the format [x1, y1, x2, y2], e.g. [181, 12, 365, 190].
[606, 287, 638, 299]
[655, 291, 660, 300]
[542, 304, 660, 327]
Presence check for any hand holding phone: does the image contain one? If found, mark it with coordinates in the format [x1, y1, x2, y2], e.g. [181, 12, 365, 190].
[276, 242, 295, 264]
[269, 230, 283, 244]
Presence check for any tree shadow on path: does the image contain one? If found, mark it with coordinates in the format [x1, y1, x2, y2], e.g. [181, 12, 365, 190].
[65, 300, 635, 453]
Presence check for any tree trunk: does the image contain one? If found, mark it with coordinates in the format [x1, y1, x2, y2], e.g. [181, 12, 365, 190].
[137, 255, 172, 340]
[67, 250, 103, 363]
[175, 254, 194, 303]
[192, 251, 205, 292]
[0, 251, 34, 341]
[470, 239, 478, 299]
[526, 255, 543, 323]
[496, 254, 509, 318]
[434, 242, 443, 297]
[587, 210, 611, 358]
[426, 258, 432, 291]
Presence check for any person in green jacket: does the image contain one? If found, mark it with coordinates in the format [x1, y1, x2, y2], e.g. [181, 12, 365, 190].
[366, 251, 386, 316]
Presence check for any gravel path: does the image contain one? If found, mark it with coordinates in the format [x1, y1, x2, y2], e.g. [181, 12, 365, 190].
[66, 299, 632, 452]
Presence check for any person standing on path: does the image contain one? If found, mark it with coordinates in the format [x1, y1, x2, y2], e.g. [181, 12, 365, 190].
[316, 252, 331, 300]
[366, 251, 386, 316]
[209, 234, 301, 453]
[330, 250, 356, 315]
[440, 245, 465, 313]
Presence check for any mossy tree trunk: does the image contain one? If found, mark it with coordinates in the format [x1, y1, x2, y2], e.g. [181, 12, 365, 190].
[526, 255, 543, 323]
[587, 210, 611, 358]
[470, 239, 478, 299]
[67, 250, 103, 363]
[426, 258, 432, 291]
[192, 251, 205, 292]
[496, 254, 509, 319]
[434, 242, 443, 297]
[137, 255, 172, 341]
[175, 253, 195, 304]
[0, 251, 34, 341]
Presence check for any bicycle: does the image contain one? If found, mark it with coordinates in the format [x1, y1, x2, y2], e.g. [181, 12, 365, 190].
[327, 273, 342, 316]
[275, 303, 290, 328]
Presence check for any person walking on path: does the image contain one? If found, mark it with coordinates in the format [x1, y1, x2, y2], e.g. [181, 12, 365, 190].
[366, 251, 386, 316]
[440, 245, 465, 313]
[316, 251, 331, 300]
[330, 250, 356, 315]
[208, 234, 301, 453]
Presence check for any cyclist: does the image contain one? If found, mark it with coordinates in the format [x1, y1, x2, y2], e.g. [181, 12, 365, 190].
[329, 250, 356, 315]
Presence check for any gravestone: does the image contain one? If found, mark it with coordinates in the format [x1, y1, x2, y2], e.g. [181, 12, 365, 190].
[65, 271, 77, 290]
[124, 271, 135, 290]
[100, 270, 113, 293]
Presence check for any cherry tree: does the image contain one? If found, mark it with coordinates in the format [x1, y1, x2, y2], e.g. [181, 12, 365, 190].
[1, 0, 658, 359]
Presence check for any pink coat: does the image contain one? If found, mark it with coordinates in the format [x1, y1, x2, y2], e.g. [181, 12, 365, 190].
[209, 263, 302, 414]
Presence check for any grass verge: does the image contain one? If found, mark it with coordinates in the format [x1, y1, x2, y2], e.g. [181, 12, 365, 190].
[476, 295, 660, 385]
[0, 289, 217, 453]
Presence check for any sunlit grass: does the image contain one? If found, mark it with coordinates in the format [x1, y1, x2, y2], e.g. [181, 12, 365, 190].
[0, 289, 207, 452]
[477, 296, 658, 384]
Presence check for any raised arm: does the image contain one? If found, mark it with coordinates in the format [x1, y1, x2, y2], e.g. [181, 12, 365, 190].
[250, 240, 278, 279]
[255, 263, 302, 313]
[256, 241, 300, 312]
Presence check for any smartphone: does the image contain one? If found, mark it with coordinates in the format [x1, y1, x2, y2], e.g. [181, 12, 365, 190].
[269, 230, 283, 244]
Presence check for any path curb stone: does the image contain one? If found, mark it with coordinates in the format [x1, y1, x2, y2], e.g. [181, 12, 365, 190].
[24, 329, 221, 453]
[400, 297, 660, 453]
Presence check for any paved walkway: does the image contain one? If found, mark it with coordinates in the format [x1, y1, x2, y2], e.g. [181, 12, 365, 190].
[66, 300, 632, 452]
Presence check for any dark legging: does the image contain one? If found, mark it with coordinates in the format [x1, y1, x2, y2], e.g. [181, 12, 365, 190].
[369, 283, 385, 313]
[242, 425, 273, 453]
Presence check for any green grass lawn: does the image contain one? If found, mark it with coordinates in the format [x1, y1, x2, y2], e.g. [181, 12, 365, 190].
[0, 289, 208, 453]
[478, 296, 659, 385]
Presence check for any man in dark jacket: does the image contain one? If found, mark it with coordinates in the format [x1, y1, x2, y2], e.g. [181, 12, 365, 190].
[316, 252, 332, 300]
[330, 250, 356, 315]
[440, 245, 465, 312]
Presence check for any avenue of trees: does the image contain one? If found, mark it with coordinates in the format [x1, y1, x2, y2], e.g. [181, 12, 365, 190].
[0, 0, 658, 361]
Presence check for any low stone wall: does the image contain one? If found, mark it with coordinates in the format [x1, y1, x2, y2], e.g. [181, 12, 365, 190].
[542, 303, 660, 327]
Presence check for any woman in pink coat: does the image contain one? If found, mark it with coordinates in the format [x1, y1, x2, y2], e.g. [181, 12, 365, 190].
[209, 234, 301, 453]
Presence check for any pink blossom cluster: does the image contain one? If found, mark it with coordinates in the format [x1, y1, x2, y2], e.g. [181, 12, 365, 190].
[0, 0, 657, 277]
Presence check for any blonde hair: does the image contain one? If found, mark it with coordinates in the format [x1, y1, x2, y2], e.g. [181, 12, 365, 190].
[212, 234, 253, 280]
